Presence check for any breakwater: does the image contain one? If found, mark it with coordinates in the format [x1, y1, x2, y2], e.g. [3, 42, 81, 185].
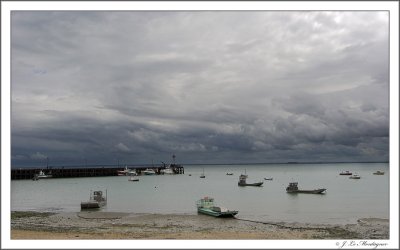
[11, 165, 184, 180]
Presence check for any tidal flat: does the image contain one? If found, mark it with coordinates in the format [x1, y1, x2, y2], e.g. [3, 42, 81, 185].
[11, 211, 389, 240]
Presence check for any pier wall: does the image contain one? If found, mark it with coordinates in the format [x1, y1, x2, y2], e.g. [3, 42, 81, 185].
[11, 166, 184, 180]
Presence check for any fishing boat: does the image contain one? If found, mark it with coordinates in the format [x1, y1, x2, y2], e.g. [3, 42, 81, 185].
[128, 176, 139, 181]
[81, 190, 107, 209]
[142, 168, 156, 175]
[32, 170, 53, 180]
[196, 197, 238, 218]
[349, 174, 361, 179]
[373, 171, 385, 175]
[238, 173, 263, 187]
[161, 155, 181, 174]
[339, 171, 352, 175]
[117, 166, 137, 176]
[286, 182, 326, 194]
[127, 169, 138, 176]
[161, 167, 174, 175]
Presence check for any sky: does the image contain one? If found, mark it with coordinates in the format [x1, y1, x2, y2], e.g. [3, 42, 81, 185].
[10, 11, 389, 167]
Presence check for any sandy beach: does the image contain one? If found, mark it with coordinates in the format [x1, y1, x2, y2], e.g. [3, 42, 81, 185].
[10, 211, 389, 240]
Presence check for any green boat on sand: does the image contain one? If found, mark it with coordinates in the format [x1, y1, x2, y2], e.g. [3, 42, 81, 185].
[196, 197, 238, 218]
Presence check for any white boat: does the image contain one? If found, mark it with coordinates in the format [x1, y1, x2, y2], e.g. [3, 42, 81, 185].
[117, 166, 129, 176]
[128, 176, 139, 182]
[32, 170, 52, 180]
[339, 171, 352, 175]
[127, 169, 138, 176]
[117, 166, 138, 176]
[143, 168, 156, 175]
[161, 167, 174, 175]
[349, 174, 361, 179]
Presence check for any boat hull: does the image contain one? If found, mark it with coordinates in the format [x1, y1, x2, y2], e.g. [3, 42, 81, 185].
[80, 201, 106, 209]
[197, 208, 238, 218]
[238, 182, 263, 187]
[287, 189, 326, 194]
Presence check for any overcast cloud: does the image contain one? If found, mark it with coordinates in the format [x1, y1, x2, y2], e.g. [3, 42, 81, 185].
[11, 11, 389, 166]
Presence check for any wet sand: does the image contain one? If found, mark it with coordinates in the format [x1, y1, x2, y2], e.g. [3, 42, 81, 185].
[11, 211, 389, 240]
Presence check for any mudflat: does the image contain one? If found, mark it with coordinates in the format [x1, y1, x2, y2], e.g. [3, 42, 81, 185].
[11, 211, 389, 240]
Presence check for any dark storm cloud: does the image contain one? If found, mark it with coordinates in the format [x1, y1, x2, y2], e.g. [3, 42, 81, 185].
[11, 11, 389, 166]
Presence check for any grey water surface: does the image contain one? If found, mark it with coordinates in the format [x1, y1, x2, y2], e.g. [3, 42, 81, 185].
[11, 163, 389, 224]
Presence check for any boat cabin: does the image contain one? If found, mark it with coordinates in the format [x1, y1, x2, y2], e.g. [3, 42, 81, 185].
[286, 182, 299, 192]
[81, 190, 107, 209]
[197, 197, 214, 209]
[93, 191, 106, 202]
[238, 174, 248, 185]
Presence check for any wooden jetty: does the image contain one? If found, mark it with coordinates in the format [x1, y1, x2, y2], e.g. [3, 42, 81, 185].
[11, 165, 184, 180]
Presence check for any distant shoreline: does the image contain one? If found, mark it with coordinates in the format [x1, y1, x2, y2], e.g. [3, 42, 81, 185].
[10, 211, 389, 240]
[11, 161, 389, 169]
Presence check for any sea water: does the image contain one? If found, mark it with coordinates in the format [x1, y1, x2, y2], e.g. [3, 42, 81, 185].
[11, 163, 389, 224]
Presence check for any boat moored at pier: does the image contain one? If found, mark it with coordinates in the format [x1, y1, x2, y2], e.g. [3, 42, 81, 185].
[142, 168, 156, 175]
[32, 170, 53, 180]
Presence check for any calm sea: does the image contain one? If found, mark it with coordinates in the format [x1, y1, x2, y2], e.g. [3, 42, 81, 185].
[11, 163, 389, 225]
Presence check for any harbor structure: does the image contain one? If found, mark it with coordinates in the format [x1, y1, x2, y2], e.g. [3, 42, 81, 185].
[11, 165, 184, 180]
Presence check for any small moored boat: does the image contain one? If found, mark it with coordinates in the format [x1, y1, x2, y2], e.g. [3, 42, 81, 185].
[226, 173, 233, 175]
[196, 197, 238, 218]
[161, 167, 174, 175]
[238, 174, 263, 187]
[81, 190, 107, 209]
[264, 177, 273, 181]
[373, 171, 385, 175]
[128, 176, 139, 181]
[286, 182, 326, 194]
[349, 174, 361, 179]
[142, 168, 156, 175]
[339, 171, 352, 175]
[32, 170, 53, 180]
